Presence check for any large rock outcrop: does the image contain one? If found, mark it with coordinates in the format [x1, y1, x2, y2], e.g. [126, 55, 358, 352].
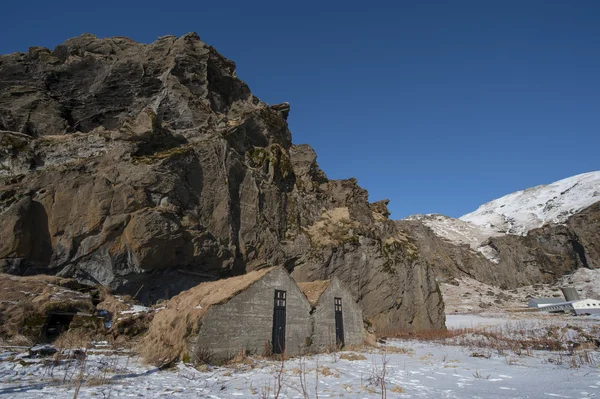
[399, 201, 600, 289]
[0, 33, 444, 331]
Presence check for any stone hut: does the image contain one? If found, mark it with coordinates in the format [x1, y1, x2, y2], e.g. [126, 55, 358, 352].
[298, 277, 364, 351]
[143, 267, 312, 363]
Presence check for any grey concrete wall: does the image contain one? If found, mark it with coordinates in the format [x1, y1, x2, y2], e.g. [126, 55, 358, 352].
[193, 268, 312, 362]
[309, 278, 365, 351]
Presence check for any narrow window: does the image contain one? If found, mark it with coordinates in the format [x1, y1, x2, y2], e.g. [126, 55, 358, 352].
[334, 297, 344, 347]
[272, 290, 286, 354]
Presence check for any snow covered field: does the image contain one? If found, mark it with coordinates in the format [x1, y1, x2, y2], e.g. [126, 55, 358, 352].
[2, 314, 599, 398]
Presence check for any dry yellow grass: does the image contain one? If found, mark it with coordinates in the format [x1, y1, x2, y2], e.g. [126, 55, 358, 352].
[141, 267, 275, 365]
[363, 332, 378, 347]
[391, 385, 404, 393]
[297, 280, 331, 307]
[304, 207, 360, 247]
[96, 288, 131, 318]
[339, 352, 367, 361]
[383, 345, 413, 354]
[318, 366, 335, 376]
[53, 328, 95, 349]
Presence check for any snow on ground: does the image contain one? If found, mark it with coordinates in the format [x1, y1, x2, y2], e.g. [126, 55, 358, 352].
[445, 313, 600, 345]
[119, 305, 151, 316]
[445, 314, 511, 329]
[460, 171, 600, 235]
[3, 269, 600, 399]
[1, 332, 599, 399]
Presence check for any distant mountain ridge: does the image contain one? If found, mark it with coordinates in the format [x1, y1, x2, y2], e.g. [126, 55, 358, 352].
[406, 171, 600, 264]
[460, 171, 600, 235]
[400, 172, 600, 289]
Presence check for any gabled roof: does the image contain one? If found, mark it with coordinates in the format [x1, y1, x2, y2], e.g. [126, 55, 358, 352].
[142, 266, 279, 363]
[298, 280, 331, 307]
[165, 266, 276, 318]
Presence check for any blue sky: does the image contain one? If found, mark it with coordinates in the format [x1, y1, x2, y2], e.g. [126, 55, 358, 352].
[2, 1, 599, 218]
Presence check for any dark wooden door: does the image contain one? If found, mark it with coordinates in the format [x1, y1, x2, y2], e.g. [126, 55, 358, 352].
[272, 290, 286, 354]
[334, 297, 345, 347]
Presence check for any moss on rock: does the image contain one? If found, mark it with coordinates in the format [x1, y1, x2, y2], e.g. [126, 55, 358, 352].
[381, 235, 419, 274]
[247, 144, 293, 180]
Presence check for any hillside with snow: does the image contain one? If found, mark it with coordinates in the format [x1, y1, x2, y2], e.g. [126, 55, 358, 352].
[405, 213, 500, 248]
[405, 171, 600, 263]
[460, 171, 600, 235]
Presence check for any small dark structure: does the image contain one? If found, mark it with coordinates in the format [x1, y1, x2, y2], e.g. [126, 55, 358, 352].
[41, 311, 104, 342]
[0, 274, 100, 343]
[299, 277, 364, 351]
[42, 312, 76, 340]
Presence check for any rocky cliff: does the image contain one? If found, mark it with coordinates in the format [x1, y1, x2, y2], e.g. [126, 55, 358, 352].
[0, 33, 444, 331]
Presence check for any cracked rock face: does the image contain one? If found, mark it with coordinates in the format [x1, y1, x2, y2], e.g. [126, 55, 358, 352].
[0, 33, 444, 331]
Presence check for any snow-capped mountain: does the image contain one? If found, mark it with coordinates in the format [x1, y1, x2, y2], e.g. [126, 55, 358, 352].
[405, 213, 500, 248]
[404, 213, 504, 262]
[460, 171, 600, 235]
[405, 171, 600, 263]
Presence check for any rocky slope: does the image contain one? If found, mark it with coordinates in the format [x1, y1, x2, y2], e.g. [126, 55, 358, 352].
[402, 173, 600, 290]
[0, 33, 444, 331]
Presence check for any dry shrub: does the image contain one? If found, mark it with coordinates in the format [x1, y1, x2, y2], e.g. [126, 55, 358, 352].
[110, 312, 153, 339]
[193, 346, 214, 365]
[391, 385, 404, 393]
[86, 376, 111, 387]
[228, 348, 255, 366]
[384, 324, 582, 356]
[95, 287, 153, 345]
[53, 329, 95, 350]
[344, 343, 371, 352]
[363, 332, 378, 347]
[9, 334, 34, 347]
[339, 353, 367, 361]
[262, 340, 273, 357]
[380, 327, 473, 341]
[96, 288, 131, 318]
[382, 345, 412, 354]
[319, 366, 335, 376]
[304, 207, 360, 247]
[141, 267, 274, 365]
